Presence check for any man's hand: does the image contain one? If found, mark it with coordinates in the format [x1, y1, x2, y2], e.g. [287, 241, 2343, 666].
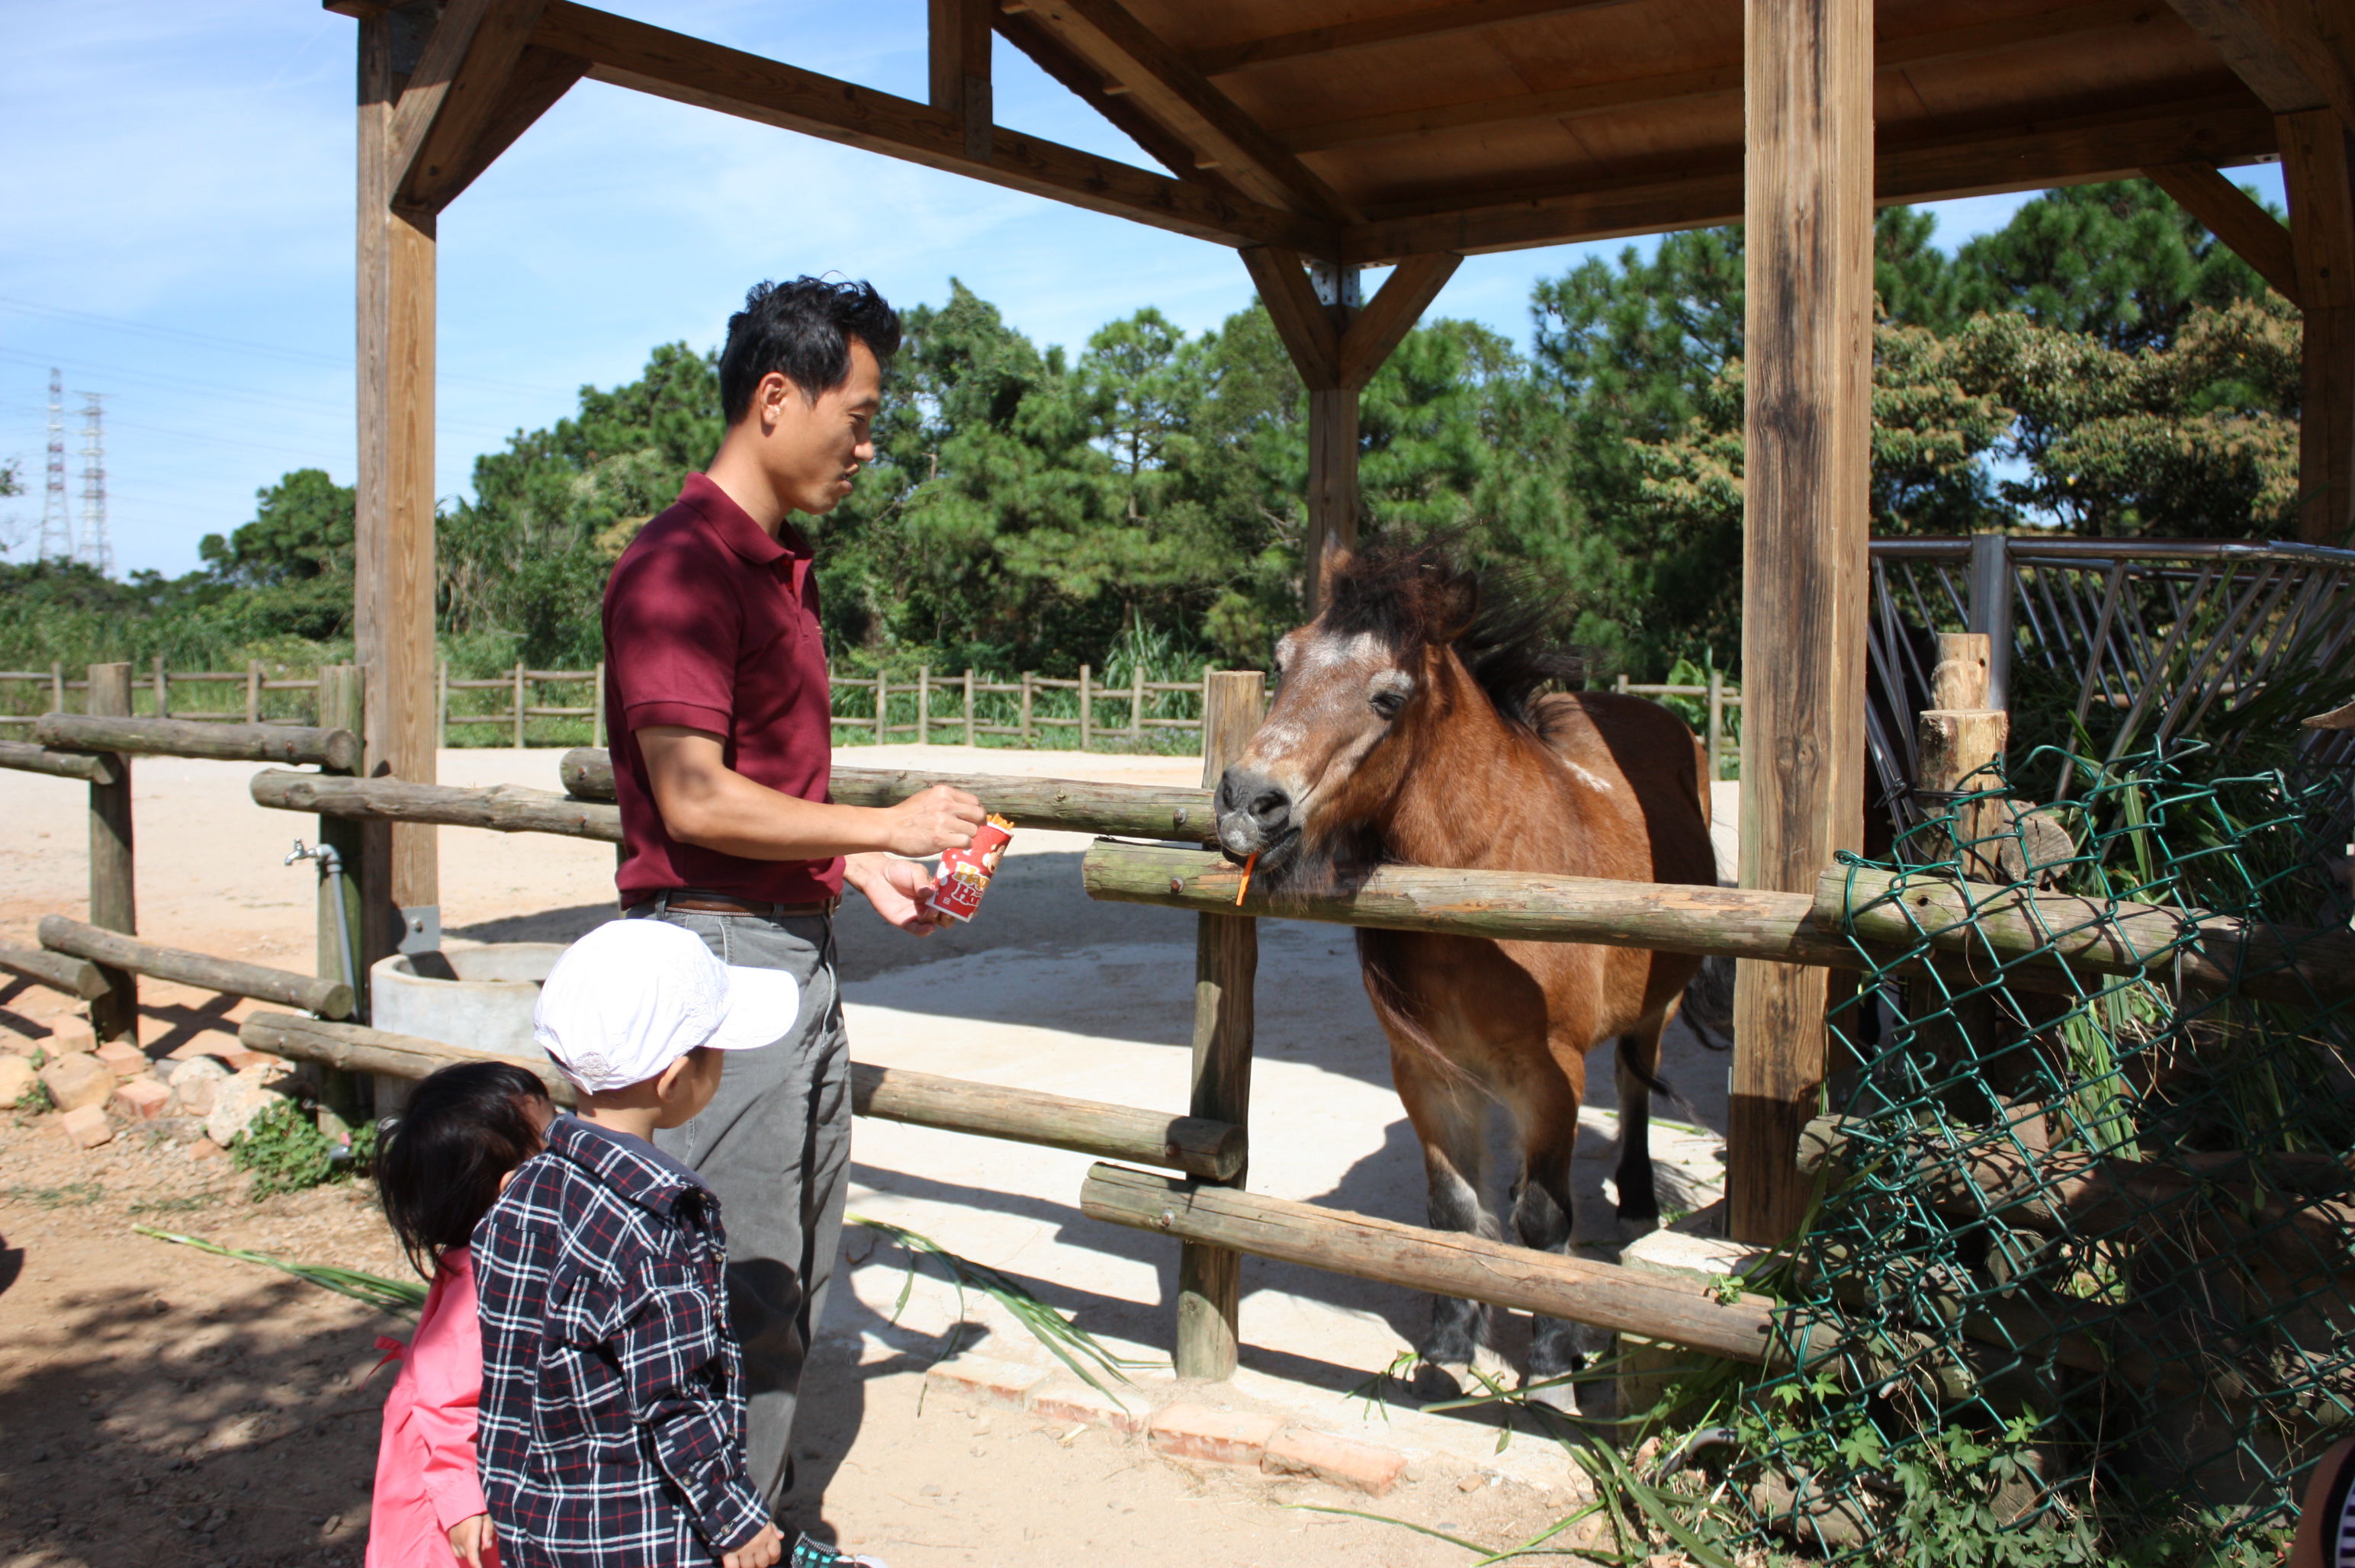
[446, 1514, 491, 1568]
[721, 1521, 785, 1568]
[846, 853, 947, 935]
[877, 784, 985, 857]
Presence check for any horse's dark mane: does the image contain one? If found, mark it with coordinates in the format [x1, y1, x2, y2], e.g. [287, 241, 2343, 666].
[1320, 534, 1592, 737]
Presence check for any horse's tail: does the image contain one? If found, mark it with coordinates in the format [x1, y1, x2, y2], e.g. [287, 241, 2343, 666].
[1356, 928, 1484, 1091]
[1680, 953, 1734, 1052]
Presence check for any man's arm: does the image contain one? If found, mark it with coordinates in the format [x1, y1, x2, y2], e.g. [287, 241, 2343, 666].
[639, 726, 980, 860]
[638, 727, 982, 933]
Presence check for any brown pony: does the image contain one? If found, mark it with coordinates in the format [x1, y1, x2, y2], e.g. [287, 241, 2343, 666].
[1213, 538, 1718, 1406]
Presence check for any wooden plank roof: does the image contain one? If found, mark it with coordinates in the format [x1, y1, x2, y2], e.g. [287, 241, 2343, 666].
[336, 0, 2332, 261]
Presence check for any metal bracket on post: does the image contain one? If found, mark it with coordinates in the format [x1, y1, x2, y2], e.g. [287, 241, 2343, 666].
[1965, 532, 2014, 712]
[1306, 260, 1363, 311]
[397, 904, 442, 956]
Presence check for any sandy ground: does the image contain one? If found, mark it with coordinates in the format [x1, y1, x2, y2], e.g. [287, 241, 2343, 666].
[0, 746, 1740, 1568]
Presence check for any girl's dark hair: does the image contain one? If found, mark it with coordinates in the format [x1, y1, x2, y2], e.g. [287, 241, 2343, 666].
[375, 1061, 551, 1277]
[718, 275, 902, 423]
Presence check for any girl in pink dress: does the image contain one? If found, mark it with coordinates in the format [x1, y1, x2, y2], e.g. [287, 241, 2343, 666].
[368, 1062, 554, 1568]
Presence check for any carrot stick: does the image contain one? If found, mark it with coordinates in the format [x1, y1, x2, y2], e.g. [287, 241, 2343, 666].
[1235, 850, 1258, 907]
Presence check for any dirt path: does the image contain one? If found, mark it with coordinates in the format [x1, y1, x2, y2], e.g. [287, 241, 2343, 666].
[1, 745, 1740, 1568]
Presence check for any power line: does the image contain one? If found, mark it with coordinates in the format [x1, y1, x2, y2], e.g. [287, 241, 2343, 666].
[0, 294, 585, 398]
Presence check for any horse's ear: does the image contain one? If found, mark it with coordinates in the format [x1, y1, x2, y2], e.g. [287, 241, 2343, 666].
[1321, 530, 1352, 575]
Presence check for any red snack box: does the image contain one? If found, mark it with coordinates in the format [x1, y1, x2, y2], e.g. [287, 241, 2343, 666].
[926, 815, 1014, 923]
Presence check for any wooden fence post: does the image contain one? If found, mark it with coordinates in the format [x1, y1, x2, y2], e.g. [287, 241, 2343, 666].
[1020, 672, 1034, 745]
[1079, 664, 1093, 751]
[592, 660, 606, 748]
[1178, 668, 1266, 1379]
[917, 666, 930, 744]
[964, 667, 976, 747]
[875, 673, 888, 742]
[86, 663, 137, 1043]
[512, 662, 526, 749]
[316, 664, 370, 1024]
[50, 660, 63, 715]
[151, 655, 169, 719]
[1129, 664, 1145, 745]
[1706, 667, 1725, 782]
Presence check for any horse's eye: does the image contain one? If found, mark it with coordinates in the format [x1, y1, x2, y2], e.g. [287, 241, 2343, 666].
[1370, 689, 1406, 719]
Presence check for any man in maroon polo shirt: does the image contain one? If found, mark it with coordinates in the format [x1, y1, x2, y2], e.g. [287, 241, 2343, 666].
[602, 277, 982, 1515]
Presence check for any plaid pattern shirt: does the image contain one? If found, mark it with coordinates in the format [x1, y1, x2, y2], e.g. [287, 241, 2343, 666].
[474, 1115, 769, 1566]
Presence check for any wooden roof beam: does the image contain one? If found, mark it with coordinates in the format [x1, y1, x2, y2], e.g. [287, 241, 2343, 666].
[522, 2, 1334, 255]
[1285, 0, 2170, 154]
[930, 0, 994, 162]
[1341, 95, 2276, 261]
[1007, 0, 1361, 223]
[1338, 253, 1460, 389]
[2162, 0, 2355, 135]
[390, 0, 554, 214]
[1240, 249, 1463, 390]
[993, 8, 1226, 185]
[1187, 0, 1635, 79]
[2144, 162, 2302, 303]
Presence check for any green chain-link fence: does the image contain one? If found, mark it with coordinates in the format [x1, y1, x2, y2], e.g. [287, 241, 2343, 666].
[1712, 741, 2355, 1563]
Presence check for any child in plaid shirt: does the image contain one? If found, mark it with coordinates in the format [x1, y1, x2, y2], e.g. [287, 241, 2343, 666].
[474, 920, 800, 1568]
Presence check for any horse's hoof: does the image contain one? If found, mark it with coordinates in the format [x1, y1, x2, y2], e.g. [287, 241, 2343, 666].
[1616, 1209, 1662, 1244]
[1412, 1359, 1474, 1404]
[1520, 1374, 1581, 1415]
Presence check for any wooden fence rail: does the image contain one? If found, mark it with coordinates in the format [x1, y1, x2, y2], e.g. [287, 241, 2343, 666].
[241, 1013, 1245, 1180]
[2, 662, 1743, 766]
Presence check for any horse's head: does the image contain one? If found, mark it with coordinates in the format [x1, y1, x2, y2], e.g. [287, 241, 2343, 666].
[1214, 538, 1577, 880]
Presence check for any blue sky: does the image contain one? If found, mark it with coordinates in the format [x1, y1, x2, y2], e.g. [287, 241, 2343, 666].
[2, 2, 2287, 580]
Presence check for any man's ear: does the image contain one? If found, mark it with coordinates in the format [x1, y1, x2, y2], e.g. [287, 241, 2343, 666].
[757, 371, 797, 426]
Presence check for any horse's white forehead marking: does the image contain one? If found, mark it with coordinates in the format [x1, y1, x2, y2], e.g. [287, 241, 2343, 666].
[1296, 629, 1386, 671]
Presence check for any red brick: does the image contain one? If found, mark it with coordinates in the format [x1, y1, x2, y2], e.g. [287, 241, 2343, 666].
[921, 1355, 1049, 1408]
[59, 1104, 114, 1149]
[220, 1050, 284, 1072]
[1262, 1427, 1409, 1496]
[111, 1077, 173, 1120]
[95, 1039, 149, 1076]
[43, 1023, 97, 1059]
[1146, 1403, 1282, 1467]
[1026, 1377, 1153, 1435]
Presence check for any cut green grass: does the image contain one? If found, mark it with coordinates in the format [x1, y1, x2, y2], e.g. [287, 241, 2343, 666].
[849, 1214, 1159, 1406]
[134, 1226, 426, 1316]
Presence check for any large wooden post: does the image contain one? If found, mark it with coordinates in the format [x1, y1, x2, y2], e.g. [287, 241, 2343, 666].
[358, 12, 441, 966]
[1239, 249, 1461, 618]
[928, 0, 994, 162]
[1306, 387, 1361, 613]
[1730, 0, 1875, 1243]
[1177, 670, 1265, 1379]
[85, 662, 137, 1043]
[2283, 109, 2355, 547]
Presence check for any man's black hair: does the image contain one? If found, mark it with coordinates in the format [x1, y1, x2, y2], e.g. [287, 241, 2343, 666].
[718, 276, 903, 424]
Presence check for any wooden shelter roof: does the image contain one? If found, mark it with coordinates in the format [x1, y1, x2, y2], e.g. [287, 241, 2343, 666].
[375, 0, 2342, 268]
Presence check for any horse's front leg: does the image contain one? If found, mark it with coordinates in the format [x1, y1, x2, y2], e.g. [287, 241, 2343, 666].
[1509, 1064, 1605, 1412]
[1391, 1054, 1497, 1403]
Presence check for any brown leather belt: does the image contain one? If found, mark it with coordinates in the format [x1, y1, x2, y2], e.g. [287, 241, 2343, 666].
[628, 892, 840, 918]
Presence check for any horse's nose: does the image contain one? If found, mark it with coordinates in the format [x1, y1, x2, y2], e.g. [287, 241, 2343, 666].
[1215, 766, 1292, 853]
